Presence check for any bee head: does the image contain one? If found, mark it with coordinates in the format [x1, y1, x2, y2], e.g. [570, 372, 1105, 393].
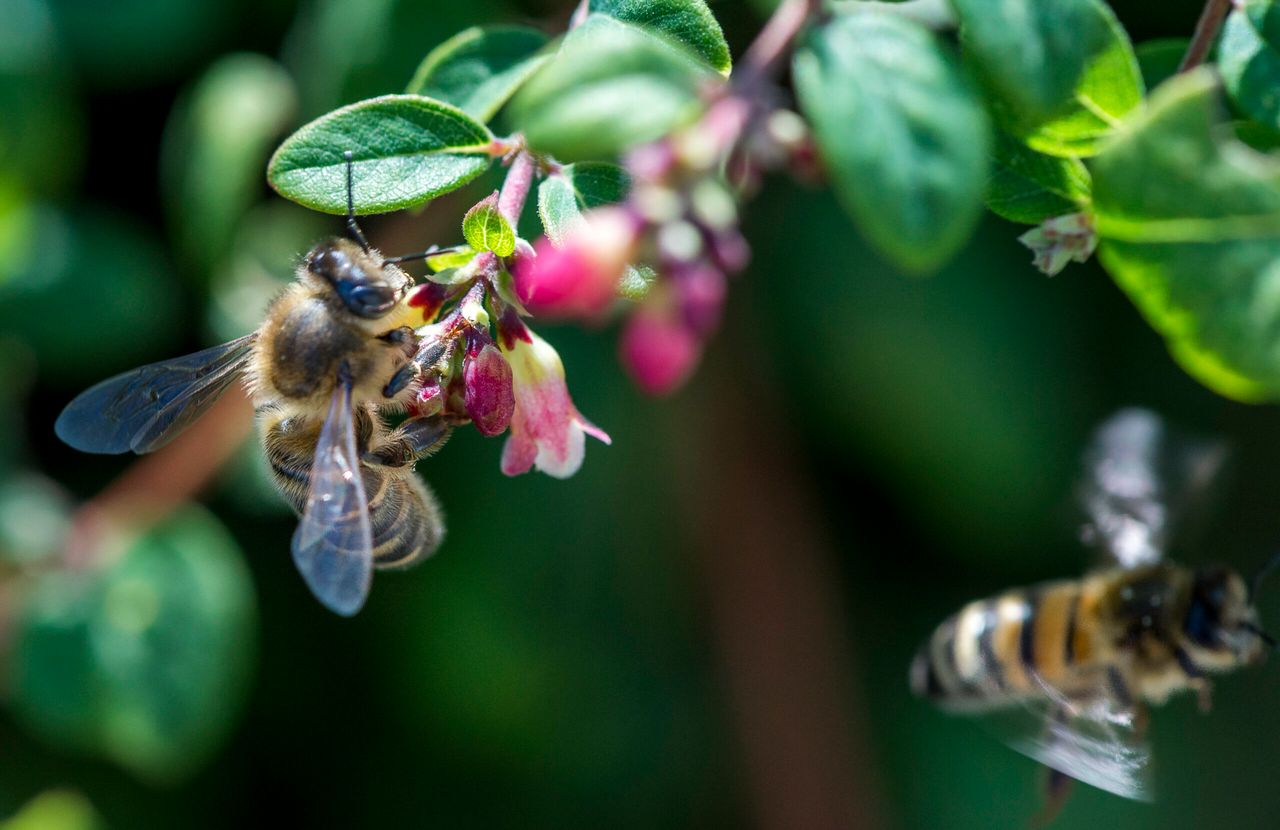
[306, 238, 407, 319]
[1184, 567, 1270, 663]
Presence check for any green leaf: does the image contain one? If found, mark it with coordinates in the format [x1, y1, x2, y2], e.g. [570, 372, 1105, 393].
[426, 246, 477, 271]
[537, 163, 631, 244]
[406, 26, 550, 122]
[1092, 70, 1280, 401]
[162, 54, 298, 276]
[0, 791, 101, 830]
[1016, 0, 1143, 157]
[951, 0, 1115, 128]
[1220, 0, 1280, 129]
[267, 94, 495, 214]
[462, 192, 516, 256]
[10, 506, 256, 783]
[794, 10, 991, 272]
[588, 0, 731, 73]
[1136, 38, 1190, 89]
[986, 131, 1092, 224]
[510, 15, 713, 161]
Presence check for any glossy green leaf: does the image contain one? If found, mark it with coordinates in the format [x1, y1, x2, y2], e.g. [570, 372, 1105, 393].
[267, 94, 495, 214]
[1136, 38, 1190, 89]
[510, 15, 713, 161]
[1016, 0, 1143, 157]
[986, 132, 1092, 224]
[537, 162, 631, 244]
[1220, 0, 1280, 129]
[794, 10, 990, 272]
[406, 26, 550, 122]
[588, 0, 731, 73]
[1092, 70, 1280, 401]
[463, 192, 516, 256]
[426, 246, 477, 271]
[162, 53, 297, 275]
[951, 0, 1114, 127]
[10, 506, 256, 782]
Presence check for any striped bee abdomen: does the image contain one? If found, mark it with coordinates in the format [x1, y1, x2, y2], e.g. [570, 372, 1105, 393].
[911, 580, 1096, 710]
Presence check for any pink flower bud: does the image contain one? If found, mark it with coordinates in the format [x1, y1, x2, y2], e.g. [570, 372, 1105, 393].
[463, 342, 515, 437]
[619, 304, 701, 396]
[674, 264, 726, 335]
[514, 207, 639, 318]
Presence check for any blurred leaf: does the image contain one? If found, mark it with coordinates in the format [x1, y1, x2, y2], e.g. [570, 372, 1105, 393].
[1236, 118, 1280, 152]
[207, 201, 327, 343]
[426, 247, 476, 271]
[0, 0, 82, 196]
[1136, 38, 1190, 89]
[986, 131, 1092, 224]
[268, 94, 495, 214]
[510, 15, 714, 162]
[1093, 70, 1280, 401]
[1220, 0, 1280, 129]
[1015, 0, 1143, 157]
[462, 192, 516, 256]
[406, 26, 550, 122]
[588, 0, 732, 73]
[0, 472, 71, 566]
[794, 10, 990, 272]
[162, 54, 298, 276]
[46, 0, 231, 86]
[11, 505, 256, 783]
[952, 0, 1114, 128]
[0, 790, 101, 830]
[0, 206, 183, 381]
[0, 340, 34, 474]
[537, 163, 630, 245]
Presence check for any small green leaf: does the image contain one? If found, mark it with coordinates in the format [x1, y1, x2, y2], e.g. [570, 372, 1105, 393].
[510, 15, 713, 161]
[406, 26, 551, 122]
[794, 10, 991, 272]
[1016, 0, 1143, 157]
[618, 264, 657, 300]
[537, 163, 631, 244]
[463, 192, 516, 256]
[162, 54, 298, 275]
[1136, 38, 1190, 89]
[986, 131, 1092, 224]
[0, 791, 102, 830]
[1092, 69, 1280, 401]
[1220, 0, 1280, 129]
[267, 94, 495, 214]
[951, 0, 1114, 127]
[426, 246, 477, 271]
[588, 0, 731, 73]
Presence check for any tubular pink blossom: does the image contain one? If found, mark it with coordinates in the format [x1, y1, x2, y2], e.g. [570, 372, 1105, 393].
[497, 321, 610, 478]
[513, 207, 639, 318]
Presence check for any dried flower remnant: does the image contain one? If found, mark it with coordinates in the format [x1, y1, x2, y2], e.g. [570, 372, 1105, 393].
[1019, 213, 1098, 277]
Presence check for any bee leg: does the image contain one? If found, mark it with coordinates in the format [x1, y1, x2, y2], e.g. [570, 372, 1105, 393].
[363, 415, 452, 468]
[1032, 767, 1073, 828]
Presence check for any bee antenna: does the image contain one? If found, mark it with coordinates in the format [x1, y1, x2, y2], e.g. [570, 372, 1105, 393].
[1249, 551, 1280, 602]
[1239, 621, 1278, 651]
[343, 150, 371, 254]
[382, 245, 442, 267]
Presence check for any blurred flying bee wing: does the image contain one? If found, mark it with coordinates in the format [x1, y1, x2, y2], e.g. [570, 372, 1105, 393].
[291, 373, 373, 616]
[1077, 408, 1227, 570]
[991, 671, 1153, 802]
[54, 334, 256, 455]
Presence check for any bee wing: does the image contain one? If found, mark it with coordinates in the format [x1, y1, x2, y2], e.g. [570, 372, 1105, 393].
[991, 673, 1153, 802]
[290, 374, 373, 616]
[54, 334, 256, 454]
[1077, 408, 1227, 570]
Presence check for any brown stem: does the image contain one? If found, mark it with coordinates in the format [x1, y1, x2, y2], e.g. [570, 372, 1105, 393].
[1178, 0, 1233, 72]
[737, 0, 822, 89]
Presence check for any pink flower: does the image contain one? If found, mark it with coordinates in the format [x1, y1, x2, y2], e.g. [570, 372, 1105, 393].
[619, 302, 701, 396]
[497, 317, 610, 478]
[463, 341, 515, 437]
[513, 207, 638, 318]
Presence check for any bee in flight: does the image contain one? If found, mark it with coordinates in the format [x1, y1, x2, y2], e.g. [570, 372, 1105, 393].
[55, 154, 447, 616]
[910, 409, 1276, 814]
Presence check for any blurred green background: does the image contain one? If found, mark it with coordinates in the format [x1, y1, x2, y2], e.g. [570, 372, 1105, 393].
[3, 0, 1279, 827]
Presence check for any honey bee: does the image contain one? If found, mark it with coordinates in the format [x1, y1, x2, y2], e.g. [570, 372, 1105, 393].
[910, 409, 1275, 809]
[55, 155, 448, 615]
